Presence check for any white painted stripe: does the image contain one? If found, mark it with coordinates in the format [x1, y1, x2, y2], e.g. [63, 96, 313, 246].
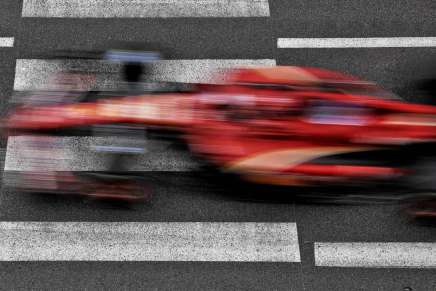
[5, 136, 199, 172]
[0, 222, 300, 261]
[14, 59, 276, 91]
[0, 37, 14, 47]
[277, 37, 436, 48]
[315, 242, 436, 268]
[22, 0, 270, 18]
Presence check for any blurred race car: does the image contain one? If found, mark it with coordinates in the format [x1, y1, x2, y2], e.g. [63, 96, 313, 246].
[5, 65, 436, 196]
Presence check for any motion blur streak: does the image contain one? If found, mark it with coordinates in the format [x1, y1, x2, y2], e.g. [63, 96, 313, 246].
[6, 52, 436, 210]
[13, 59, 276, 91]
[4, 136, 198, 172]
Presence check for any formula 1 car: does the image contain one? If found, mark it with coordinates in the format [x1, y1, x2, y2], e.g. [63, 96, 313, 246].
[4, 64, 436, 199]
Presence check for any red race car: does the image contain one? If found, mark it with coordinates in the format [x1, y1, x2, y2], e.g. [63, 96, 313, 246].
[4, 66, 436, 196]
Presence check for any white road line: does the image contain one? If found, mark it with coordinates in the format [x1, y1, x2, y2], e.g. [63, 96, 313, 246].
[315, 242, 436, 268]
[4, 136, 199, 172]
[14, 59, 276, 91]
[277, 37, 436, 48]
[0, 37, 14, 47]
[0, 222, 300, 261]
[22, 0, 270, 18]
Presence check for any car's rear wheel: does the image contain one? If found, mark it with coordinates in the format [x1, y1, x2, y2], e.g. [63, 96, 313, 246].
[403, 157, 436, 219]
[77, 173, 151, 202]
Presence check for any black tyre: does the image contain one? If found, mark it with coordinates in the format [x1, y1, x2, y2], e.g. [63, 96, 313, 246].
[407, 157, 436, 192]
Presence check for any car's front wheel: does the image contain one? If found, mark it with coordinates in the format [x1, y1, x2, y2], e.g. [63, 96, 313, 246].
[407, 157, 436, 192]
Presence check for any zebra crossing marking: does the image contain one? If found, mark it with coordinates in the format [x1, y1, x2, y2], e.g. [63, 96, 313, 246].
[22, 0, 270, 18]
[0, 221, 300, 261]
[0, 37, 14, 47]
[278, 37, 436, 48]
[315, 242, 436, 268]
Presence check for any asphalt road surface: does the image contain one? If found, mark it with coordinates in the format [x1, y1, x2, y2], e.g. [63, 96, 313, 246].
[1, 1, 436, 290]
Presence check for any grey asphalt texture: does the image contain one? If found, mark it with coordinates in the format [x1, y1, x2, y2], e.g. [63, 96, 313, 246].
[1, 1, 436, 290]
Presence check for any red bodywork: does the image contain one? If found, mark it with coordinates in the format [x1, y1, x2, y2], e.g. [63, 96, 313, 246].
[5, 66, 436, 186]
